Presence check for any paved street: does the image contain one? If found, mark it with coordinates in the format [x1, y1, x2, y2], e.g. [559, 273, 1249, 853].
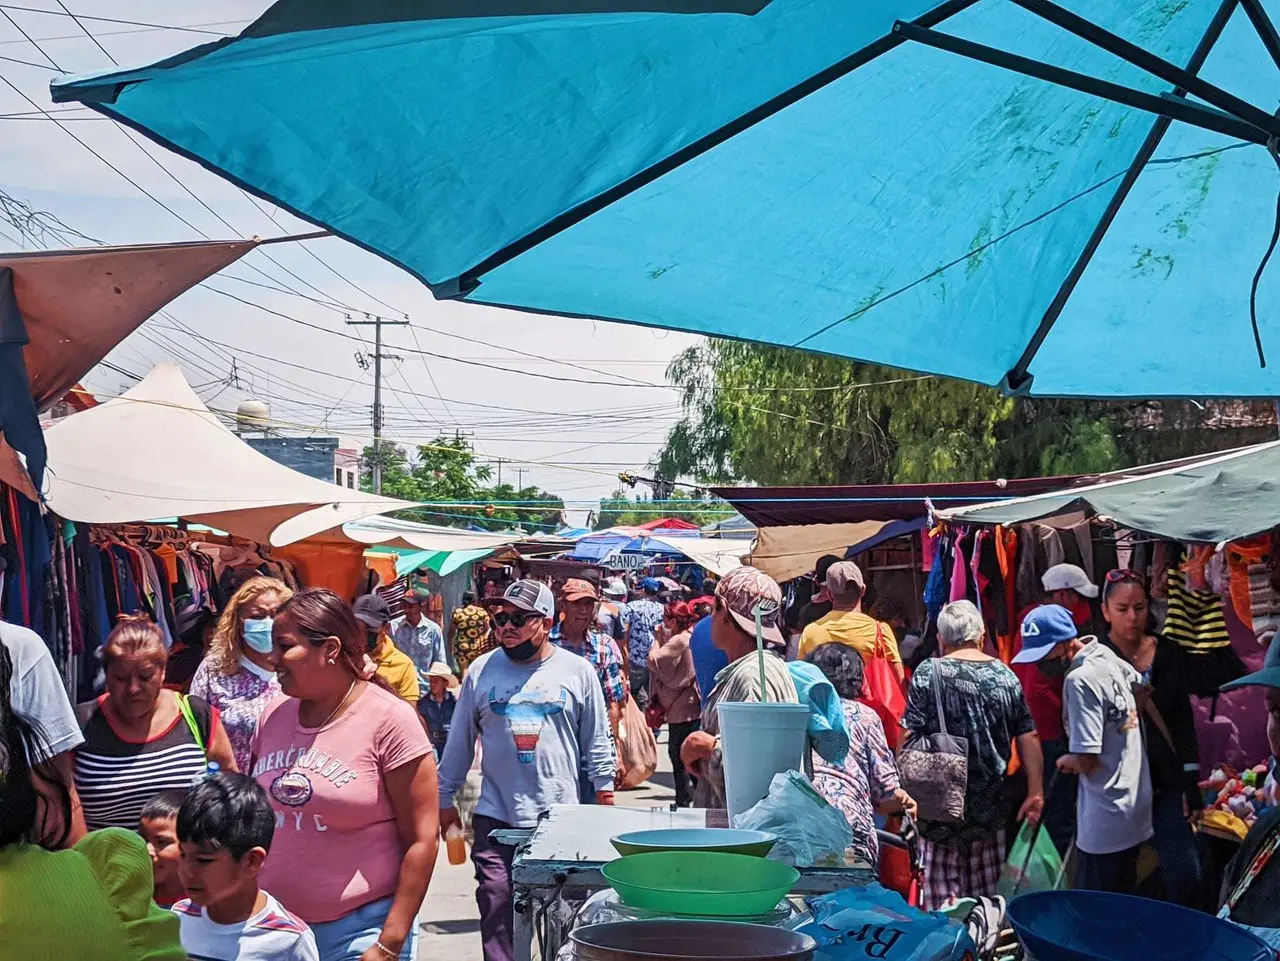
[417, 733, 677, 961]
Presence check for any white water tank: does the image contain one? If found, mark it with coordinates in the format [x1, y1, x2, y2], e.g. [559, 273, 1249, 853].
[236, 398, 271, 435]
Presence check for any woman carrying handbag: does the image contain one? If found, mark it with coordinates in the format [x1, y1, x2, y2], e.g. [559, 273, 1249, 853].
[649, 602, 702, 807]
[900, 601, 1044, 911]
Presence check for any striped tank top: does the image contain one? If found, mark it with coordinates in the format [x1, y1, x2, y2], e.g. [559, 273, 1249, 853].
[75, 694, 214, 830]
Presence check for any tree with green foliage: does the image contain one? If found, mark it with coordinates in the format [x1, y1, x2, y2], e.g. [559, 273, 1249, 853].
[655, 340, 1265, 486]
[593, 488, 727, 530]
[361, 436, 565, 532]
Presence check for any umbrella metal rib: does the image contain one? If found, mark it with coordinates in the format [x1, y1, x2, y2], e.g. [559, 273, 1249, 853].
[445, 0, 983, 296]
[1011, 0, 1280, 139]
[1000, 0, 1242, 393]
[1241, 0, 1280, 69]
[893, 21, 1270, 146]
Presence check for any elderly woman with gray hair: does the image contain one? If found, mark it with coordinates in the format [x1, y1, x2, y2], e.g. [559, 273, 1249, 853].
[807, 643, 916, 867]
[903, 600, 1044, 910]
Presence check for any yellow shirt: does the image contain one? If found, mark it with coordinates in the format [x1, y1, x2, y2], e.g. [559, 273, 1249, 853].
[798, 609, 901, 664]
[375, 637, 421, 704]
[0, 828, 186, 961]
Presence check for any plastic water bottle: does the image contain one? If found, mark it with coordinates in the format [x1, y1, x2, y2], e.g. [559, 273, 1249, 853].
[191, 761, 220, 786]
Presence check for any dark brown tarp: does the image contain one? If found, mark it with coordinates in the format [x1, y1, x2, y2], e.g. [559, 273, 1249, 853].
[1, 239, 260, 412]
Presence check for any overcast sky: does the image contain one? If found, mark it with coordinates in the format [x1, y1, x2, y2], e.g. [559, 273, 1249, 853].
[0, 1, 703, 526]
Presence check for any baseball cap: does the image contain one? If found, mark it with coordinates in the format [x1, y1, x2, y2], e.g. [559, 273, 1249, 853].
[715, 566, 784, 645]
[1041, 563, 1099, 599]
[602, 579, 628, 598]
[641, 577, 663, 595]
[353, 594, 393, 629]
[1011, 604, 1079, 664]
[1220, 634, 1280, 691]
[825, 560, 866, 596]
[496, 579, 555, 619]
[562, 578, 599, 602]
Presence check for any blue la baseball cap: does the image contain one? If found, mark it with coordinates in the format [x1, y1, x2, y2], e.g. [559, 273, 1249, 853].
[1011, 604, 1080, 664]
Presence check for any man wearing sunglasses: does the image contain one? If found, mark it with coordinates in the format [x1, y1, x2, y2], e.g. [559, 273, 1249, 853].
[436, 579, 616, 961]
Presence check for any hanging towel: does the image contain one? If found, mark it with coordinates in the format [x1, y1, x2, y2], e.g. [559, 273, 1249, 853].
[788, 660, 850, 766]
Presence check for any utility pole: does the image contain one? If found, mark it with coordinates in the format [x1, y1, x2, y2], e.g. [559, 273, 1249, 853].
[347, 315, 408, 494]
[515, 467, 527, 489]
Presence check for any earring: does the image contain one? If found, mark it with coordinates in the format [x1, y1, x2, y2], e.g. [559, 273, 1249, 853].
[327, 657, 336, 665]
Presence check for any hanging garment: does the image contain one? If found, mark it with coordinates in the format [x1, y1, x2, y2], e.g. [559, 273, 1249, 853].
[923, 533, 951, 624]
[950, 532, 969, 602]
[1165, 568, 1247, 695]
[1181, 545, 1214, 591]
[1226, 536, 1276, 637]
[1206, 549, 1229, 596]
[1071, 522, 1095, 581]
[994, 526, 1019, 664]
[970, 529, 987, 620]
[0, 268, 47, 493]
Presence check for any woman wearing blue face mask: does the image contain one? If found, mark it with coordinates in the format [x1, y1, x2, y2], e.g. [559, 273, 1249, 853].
[188, 577, 293, 772]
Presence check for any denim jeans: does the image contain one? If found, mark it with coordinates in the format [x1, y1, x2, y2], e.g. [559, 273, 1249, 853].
[629, 665, 650, 711]
[310, 896, 417, 961]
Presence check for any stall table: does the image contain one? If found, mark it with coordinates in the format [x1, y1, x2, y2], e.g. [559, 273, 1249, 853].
[501, 805, 876, 961]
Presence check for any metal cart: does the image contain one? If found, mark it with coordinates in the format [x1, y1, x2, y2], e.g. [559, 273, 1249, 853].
[499, 805, 877, 961]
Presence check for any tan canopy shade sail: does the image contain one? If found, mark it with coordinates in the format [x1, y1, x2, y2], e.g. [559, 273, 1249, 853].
[747, 521, 891, 582]
[1, 239, 275, 412]
[0, 363, 416, 544]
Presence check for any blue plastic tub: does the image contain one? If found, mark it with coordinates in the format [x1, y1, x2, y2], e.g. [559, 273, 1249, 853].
[1007, 891, 1272, 961]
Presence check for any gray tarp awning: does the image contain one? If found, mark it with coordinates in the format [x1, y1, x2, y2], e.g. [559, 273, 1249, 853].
[937, 442, 1280, 544]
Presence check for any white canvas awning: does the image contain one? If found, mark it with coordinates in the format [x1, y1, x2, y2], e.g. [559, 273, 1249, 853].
[340, 514, 525, 553]
[648, 534, 752, 576]
[3, 364, 416, 545]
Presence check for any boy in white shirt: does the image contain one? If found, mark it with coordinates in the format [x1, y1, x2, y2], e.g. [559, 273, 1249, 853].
[172, 773, 318, 961]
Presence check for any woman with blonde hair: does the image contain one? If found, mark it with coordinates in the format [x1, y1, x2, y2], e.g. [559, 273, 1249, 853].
[189, 576, 293, 772]
[76, 615, 237, 830]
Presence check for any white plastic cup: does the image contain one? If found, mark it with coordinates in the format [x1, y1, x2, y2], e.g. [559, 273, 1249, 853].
[717, 701, 810, 822]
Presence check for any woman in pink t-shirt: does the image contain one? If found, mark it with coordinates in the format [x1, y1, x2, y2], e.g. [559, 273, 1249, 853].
[250, 589, 439, 961]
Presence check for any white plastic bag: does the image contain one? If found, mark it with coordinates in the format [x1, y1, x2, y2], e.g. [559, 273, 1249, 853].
[788, 883, 976, 961]
[733, 770, 852, 867]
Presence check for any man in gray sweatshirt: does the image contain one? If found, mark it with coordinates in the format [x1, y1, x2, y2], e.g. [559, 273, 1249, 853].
[438, 579, 615, 961]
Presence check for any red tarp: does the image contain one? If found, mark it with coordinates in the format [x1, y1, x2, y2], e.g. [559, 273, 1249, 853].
[634, 517, 699, 531]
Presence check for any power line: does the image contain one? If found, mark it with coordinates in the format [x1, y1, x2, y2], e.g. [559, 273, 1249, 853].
[0, 5, 235, 36]
[52, 0, 112, 64]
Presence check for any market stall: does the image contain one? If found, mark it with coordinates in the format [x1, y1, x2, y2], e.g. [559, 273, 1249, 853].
[0, 363, 427, 697]
[939, 443, 1280, 865]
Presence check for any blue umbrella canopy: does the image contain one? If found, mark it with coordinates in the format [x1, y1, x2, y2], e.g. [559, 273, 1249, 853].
[52, 0, 1280, 396]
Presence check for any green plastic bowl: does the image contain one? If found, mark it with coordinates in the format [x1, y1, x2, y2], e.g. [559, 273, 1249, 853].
[611, 828, 778, 858]
[602, 851, 800, 918]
